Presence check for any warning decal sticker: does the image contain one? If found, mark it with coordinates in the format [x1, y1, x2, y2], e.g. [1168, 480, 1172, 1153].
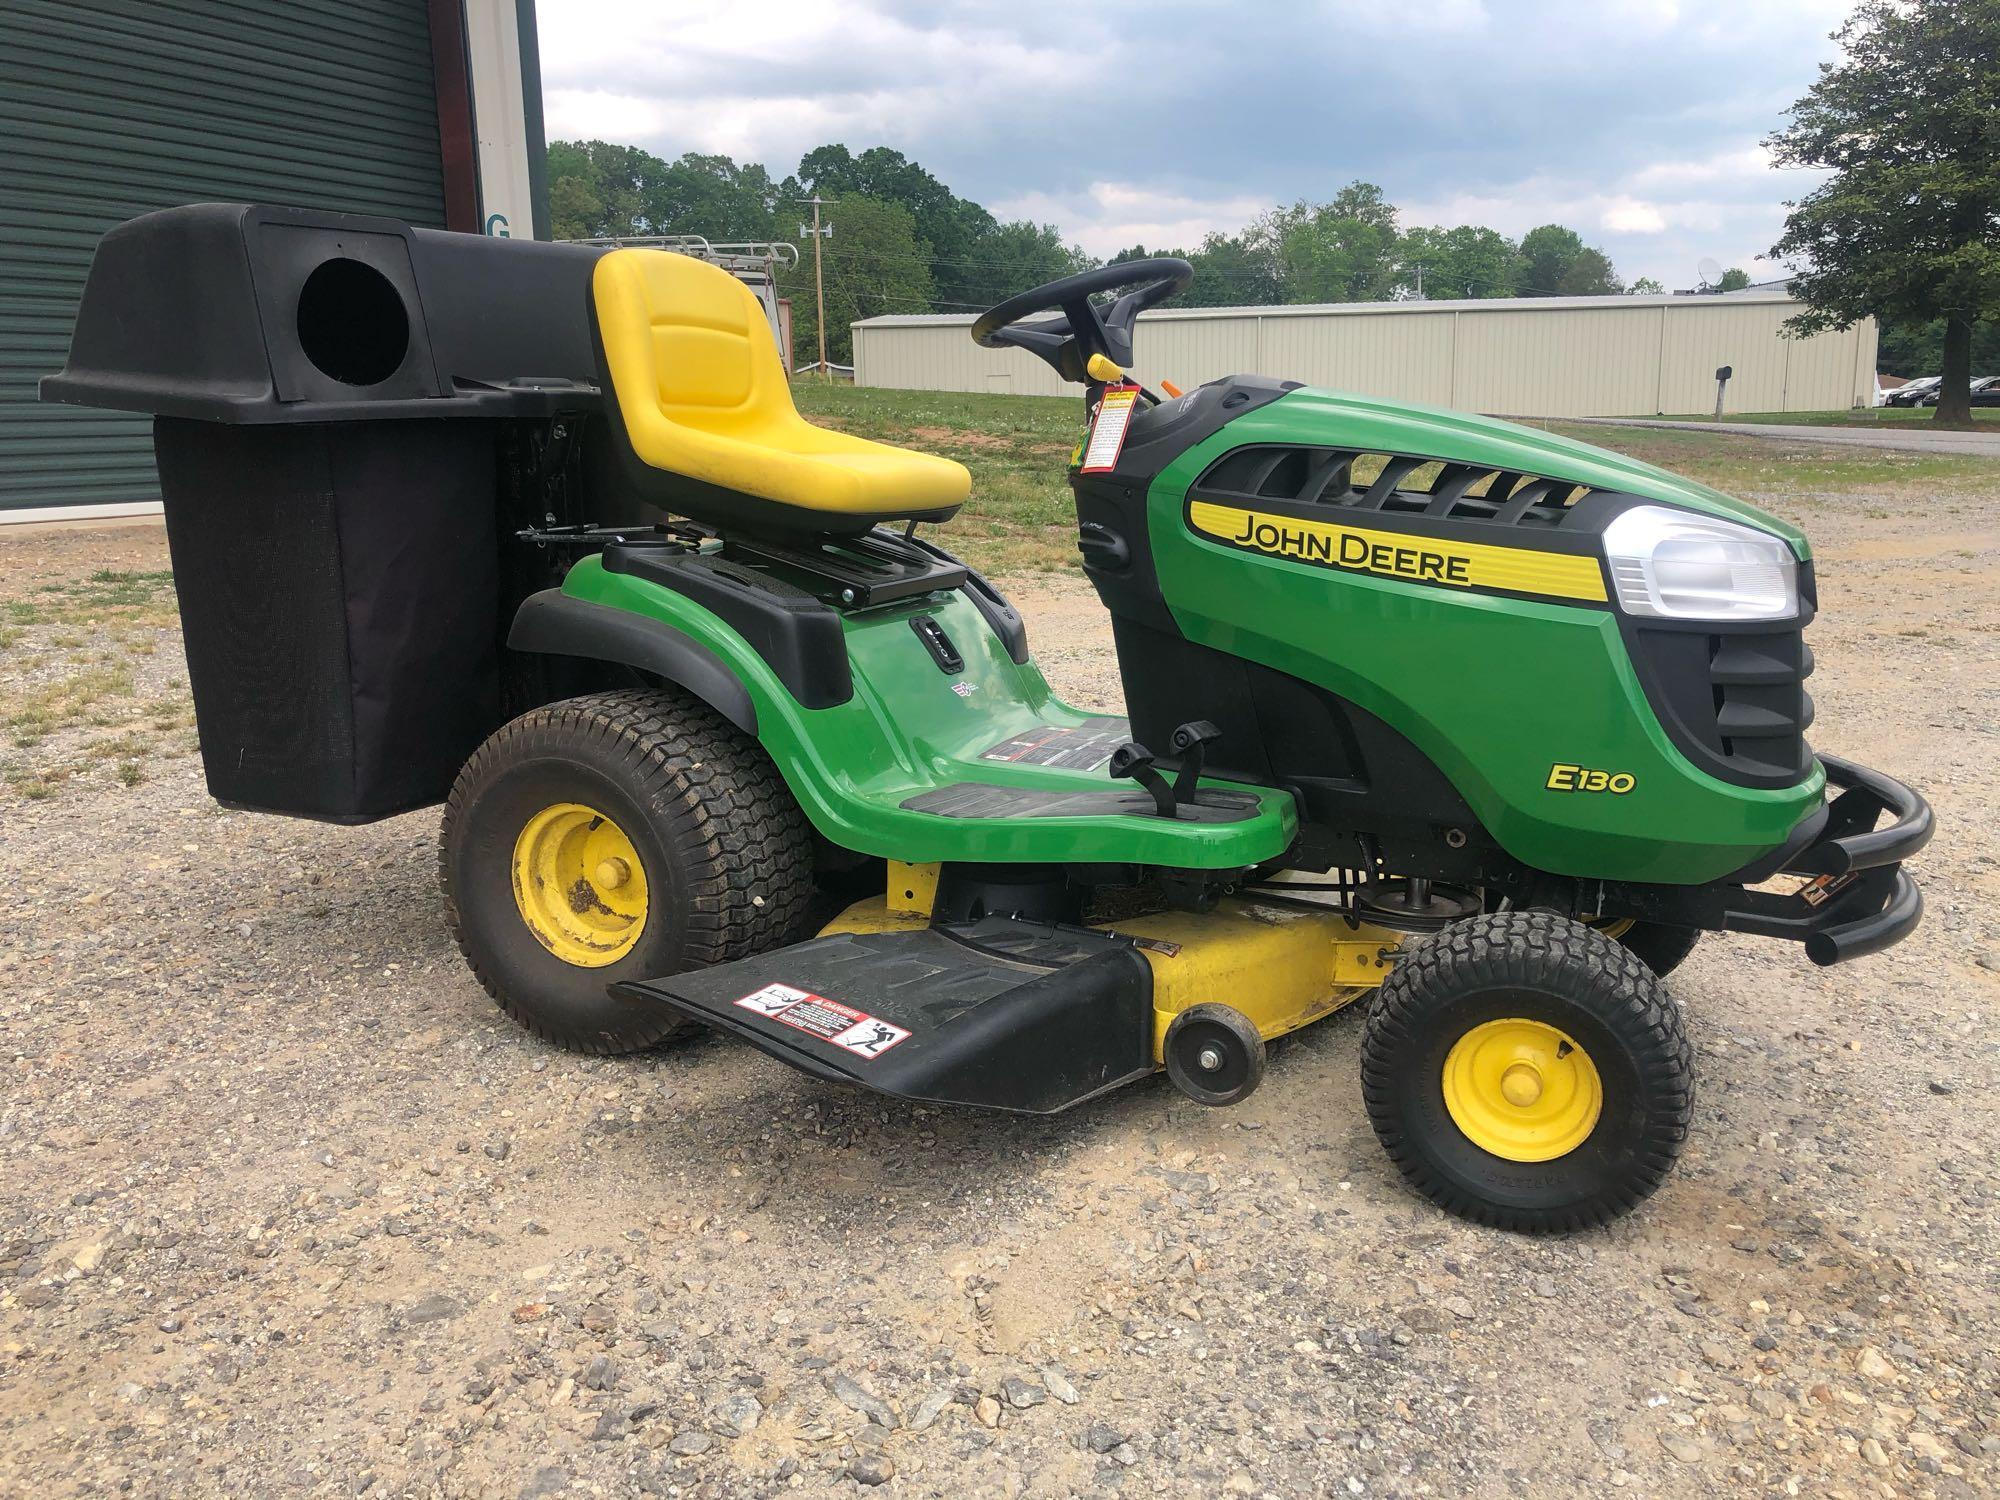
[980, 718, 1130, 772]
[735, 983, 813, 1017]
[828, 1017, 912, 1059]
[1081, 383, 1139, 473]
[732, 984, 911, 1059]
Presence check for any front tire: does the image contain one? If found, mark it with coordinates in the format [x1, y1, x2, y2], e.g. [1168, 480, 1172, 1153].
[440, 689, 813, 1054]
[1360, 912, 1693, 1232]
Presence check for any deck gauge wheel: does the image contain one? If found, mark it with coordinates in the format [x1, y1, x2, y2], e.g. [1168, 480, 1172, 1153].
[1165, 1004, 1267, 1106]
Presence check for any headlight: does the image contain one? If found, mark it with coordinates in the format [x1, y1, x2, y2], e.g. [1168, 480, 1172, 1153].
[1602, 505, 1799, 621]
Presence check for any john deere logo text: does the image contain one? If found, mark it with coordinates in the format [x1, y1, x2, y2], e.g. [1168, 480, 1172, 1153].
[1185, 500, 1607, 603]
[1230, 515, 1473, 584]
[1546, 763, 1636, 794]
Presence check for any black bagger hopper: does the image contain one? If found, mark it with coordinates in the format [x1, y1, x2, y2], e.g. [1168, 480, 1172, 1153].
[41, 203, 615, 821]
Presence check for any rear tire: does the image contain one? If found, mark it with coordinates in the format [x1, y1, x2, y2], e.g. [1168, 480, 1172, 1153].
[1360, 911, 1693, 1233]
[440, 688, 813, 1054]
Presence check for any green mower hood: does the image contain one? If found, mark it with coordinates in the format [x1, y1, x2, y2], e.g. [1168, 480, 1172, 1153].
[1256, 388, 1809, 558]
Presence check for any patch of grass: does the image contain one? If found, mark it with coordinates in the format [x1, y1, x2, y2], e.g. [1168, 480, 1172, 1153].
[5, 764, 73, 800]
[5, 663, 137, 736]
[1, 568, 178, 628]
[0, 568, 188, 804]
[792, 381, 1086, 571]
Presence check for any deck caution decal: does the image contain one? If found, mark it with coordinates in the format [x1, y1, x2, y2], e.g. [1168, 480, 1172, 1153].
[733, 983, 911, 1059]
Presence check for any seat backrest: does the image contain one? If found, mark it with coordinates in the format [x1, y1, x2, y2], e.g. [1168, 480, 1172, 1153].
[591, 247, 795, 455]
[588, 246, 969, 535]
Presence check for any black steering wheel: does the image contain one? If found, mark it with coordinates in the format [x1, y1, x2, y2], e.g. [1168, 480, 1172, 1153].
[970, 258, 1193, 385]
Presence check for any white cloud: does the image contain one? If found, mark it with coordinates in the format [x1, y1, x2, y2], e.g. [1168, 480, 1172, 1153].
[539, 0, 1093, 175]
[990, 183, 1274, 258]
[542, 88, 666, 145]
[1601, 199, 1667, 234]
[534, 0, 1852, 293]
[1312, 0, 1492, 36]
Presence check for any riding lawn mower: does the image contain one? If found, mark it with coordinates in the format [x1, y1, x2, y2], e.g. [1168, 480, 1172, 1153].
[44, 205, 1932, 1231]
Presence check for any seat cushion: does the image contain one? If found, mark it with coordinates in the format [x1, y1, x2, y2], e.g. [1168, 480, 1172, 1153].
[592, 249, 970, 518]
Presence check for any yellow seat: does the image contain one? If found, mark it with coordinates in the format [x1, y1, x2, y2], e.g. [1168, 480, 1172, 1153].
[591, 248, 970, 524]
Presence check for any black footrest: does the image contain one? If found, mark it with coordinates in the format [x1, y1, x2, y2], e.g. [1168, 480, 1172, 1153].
[611, 918, 1155, 1114]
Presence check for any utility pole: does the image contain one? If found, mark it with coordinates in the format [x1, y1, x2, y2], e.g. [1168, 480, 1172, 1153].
[798, 196, 832, 380]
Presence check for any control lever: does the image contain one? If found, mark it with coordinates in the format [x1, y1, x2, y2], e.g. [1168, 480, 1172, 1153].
[1169, 720, 1222, 807]
[1109, 742, 1178, 819]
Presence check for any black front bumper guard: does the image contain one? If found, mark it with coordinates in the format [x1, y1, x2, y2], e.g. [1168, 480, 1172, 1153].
[1605, 753, 1932, 967]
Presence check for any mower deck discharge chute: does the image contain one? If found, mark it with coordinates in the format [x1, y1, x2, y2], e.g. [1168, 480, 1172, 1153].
[46, 208, 1932, 1232]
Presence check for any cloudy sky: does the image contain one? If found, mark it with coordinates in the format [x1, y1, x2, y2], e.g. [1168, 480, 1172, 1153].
[536, 0, 1850, 290]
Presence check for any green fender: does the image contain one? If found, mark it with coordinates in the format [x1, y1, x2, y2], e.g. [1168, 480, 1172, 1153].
[546, 555, 1297, 870]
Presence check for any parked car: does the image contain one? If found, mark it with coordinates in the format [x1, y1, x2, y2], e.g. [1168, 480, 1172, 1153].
[1883, 375, 1941, 407]
[1915, 375, 2000, 407]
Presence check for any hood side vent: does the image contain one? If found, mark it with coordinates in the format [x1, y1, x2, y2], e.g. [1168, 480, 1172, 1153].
[1194, 445, 1596, 530]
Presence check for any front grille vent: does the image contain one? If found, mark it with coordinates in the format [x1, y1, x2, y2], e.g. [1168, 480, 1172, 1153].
[1194, 445, 1595, 529]
[1628, 622, 1816, 787]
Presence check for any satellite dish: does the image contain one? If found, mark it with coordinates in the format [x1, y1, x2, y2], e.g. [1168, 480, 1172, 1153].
[1697, 257, 1725, 292]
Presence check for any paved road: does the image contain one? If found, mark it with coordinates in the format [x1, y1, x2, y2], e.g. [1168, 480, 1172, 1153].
[1567, 415, 2000, 458]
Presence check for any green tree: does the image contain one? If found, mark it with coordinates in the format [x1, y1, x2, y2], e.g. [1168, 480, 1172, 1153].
[546, 139, 661, 237]
[1108, 236, 1281, 306]
[1519, 224, 1624, 295]
[1628, 276, 1665, 295]
[1766, 0, 2000, 422]
[975, 220, 1091, 301]
[1396, 224, 1524, 299]
[1253, 182, 1402, 302]
[1186, 233, 1282, 306]
[1876, 315, 2000, 375]
[797, 145, 998, 307]
[777, 194, 934, 367]
[546, 143, 789, 242]
[1714, 267, 1753, 292]
[547, 142, 605, 240]
[641, 153, 782, 240]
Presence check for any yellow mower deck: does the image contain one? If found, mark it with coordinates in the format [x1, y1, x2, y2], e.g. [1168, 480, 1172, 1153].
[822, 863, 1404, 1067]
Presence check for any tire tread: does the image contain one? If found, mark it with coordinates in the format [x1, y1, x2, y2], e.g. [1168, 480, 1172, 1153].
[1360, 910, 1694, 1233]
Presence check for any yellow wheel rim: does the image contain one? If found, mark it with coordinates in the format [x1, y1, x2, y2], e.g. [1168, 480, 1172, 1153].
[1441, 1018, 1603, 1162]
[1592, 917, 1635, 941]
[510, 802, 649, 968]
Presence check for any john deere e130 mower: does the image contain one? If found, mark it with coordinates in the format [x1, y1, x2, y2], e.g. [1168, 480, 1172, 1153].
[45, 207, 1932, 1231]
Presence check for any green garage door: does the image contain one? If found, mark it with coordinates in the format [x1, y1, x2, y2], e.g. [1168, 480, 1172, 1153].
[0, 0, 449, 514]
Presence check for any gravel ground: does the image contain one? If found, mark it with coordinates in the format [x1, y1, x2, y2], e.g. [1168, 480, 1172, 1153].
[2, 485, 1997, 1499]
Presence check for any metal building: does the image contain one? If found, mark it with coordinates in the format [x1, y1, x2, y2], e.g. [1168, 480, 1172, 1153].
[2, 0, 548, 521]
[853, 292, 1879, 417]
